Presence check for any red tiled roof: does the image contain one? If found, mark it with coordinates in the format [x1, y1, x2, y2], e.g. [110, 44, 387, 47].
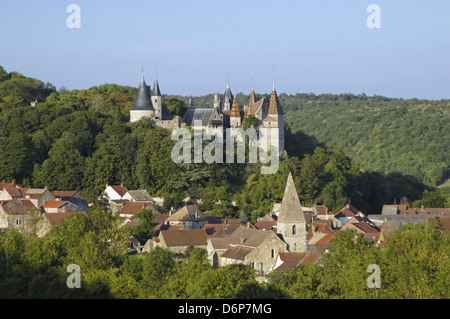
[274, 252, 305, 270]
[314, 233, 335, 245]
[110, 185, 128, 197]
[427, 217, 450, 232]
[117, 201, 152, 217]
[299, 253, 321, 265]
[41, 200, 70, 208]
[44, 211, 87, 226]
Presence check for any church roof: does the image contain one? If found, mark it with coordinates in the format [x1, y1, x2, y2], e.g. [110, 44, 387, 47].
[268, 90, 283, 115]
[131, 75, 154, 111]
[278, 172, 305, 223]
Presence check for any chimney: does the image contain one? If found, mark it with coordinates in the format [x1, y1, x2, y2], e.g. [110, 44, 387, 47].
[169, 207, 173, 216]
[240, 234, 245, 245]
[12, 179, 16, 186]
[224, 217, 227, 224]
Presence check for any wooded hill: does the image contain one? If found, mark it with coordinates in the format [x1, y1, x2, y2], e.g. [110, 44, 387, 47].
[177, 92, 450, 188]
[0, 66, 448, 218]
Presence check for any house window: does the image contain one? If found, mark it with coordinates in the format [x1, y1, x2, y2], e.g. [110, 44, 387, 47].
[292, 224, 296, 235]
[16, 219, 21, 225]
[271, 249, 275, 258]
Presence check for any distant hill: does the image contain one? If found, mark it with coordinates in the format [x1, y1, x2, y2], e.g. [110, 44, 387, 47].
[277, 93, 450, 187]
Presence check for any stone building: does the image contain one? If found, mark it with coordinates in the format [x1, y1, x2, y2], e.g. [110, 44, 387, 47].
[276, 172, 307, 253]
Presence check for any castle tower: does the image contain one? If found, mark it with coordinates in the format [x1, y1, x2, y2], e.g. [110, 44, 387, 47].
[130, 71, 155, 122]
[221, 83, 233, 112]
[151, 74, 163, 118]
[277, 172, 306, 252]
[266, 86, 285, 152]
[230, 96, 241, 128]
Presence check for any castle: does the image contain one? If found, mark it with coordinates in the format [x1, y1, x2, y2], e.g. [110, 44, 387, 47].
[130, 72, 285, 156]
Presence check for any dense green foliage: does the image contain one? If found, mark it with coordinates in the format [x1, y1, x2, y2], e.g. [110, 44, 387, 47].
[0, 66, 448, 217]
[279, 93, 450, 187]
[1, 214, 448, 298]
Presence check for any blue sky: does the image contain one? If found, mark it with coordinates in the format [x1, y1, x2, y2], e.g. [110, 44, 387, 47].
[1, 0, 450, 99]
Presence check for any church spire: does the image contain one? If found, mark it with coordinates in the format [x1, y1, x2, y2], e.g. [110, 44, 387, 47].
[278, 172, 305, 223]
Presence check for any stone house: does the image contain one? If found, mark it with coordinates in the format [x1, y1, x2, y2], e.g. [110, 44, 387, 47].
[121, 190, 153, 203]
[334, 204, 364, 227]
[35, 211, 88, 238]
[0, 186, 56, 210]
[164, 204, 208, 230]
[53, 191, 88, 211]
[145, 229, 208, 254]
[0, 199, 38, 232]
[40, 200, 78, 213]
[116, 201, 159, 220]
[208, 226, 288, 275]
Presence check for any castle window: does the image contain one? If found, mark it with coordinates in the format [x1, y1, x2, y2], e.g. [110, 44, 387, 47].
[271, 249, 275, 258]
[292, 224, 296, 235]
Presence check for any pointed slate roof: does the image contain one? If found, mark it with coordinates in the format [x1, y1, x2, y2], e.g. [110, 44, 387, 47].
[221, 83, 233, 109]
[153, 76, 161, 96]
[160, 101, 174, 120]
[278, 172, 305, 223]
[131, 75, 154, 111]
[268, 89, 283, 115]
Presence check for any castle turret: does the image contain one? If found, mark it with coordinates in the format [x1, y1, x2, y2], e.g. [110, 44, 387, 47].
[221, 83, 233, 112]
[151, 74, 162, 118]
[130, 72, 155, 122]
[230, 96, 241, 128]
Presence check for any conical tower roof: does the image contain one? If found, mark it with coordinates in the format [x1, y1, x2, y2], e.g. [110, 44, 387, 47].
[222, 83, 233, 107]
[131, 75, 154, 111]
[278, 172, 305, 223]
[230, 96, 240, 118]
[268, 89, 283, 115]
[153, 75, 161, 96]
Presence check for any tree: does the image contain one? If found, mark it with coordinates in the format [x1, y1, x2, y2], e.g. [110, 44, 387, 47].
[130, 209, 156, 243]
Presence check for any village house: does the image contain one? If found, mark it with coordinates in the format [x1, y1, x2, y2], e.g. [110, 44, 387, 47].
[334, 203, 365, 228]
[40, 200, 78, 213]
[121, 189, 153, 203]
[144, 229, 208, 254]
[116, 201, 159, 220]
[208, 226, 288, 275]
[0, 199, 37, 231]
[35, 211, 88, 238]
[164, 204, 208, 230]
[53, 191, 88, 211]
